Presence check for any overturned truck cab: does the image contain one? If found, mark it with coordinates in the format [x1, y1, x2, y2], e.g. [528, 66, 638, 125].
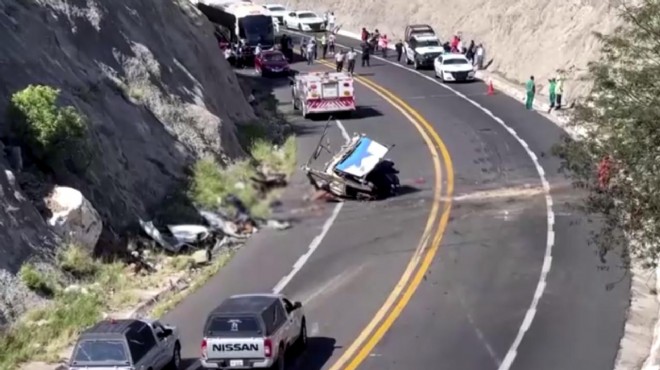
[301, 121, 400, 200]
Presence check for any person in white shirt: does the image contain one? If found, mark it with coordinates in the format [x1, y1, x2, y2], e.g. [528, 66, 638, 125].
[335, 49, 345, 72]
[254, 43, 262, 57]
[475, 44, 484, 69]
[346, 48, 357, 74]
[320, 34, 328, 59]
[327, 12, 336, 33]
[328, 33, 336, 54]
[306, 41, 315, 65]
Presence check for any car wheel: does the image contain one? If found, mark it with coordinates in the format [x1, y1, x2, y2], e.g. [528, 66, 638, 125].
[167, 343, 181, 370]
[434, 68, 439, 78]
[404, 53, 410, 65]
[295, 318, 308, 351]
[284, 20, 289, 29]
[413, 59, 419, 70]
[441, 71, 446, 83]
[269, 345, 285, 370]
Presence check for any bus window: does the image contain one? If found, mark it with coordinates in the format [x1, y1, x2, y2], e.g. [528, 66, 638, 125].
[238, 15, 274, 46]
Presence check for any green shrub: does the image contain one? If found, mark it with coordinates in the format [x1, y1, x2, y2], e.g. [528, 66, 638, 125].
[189, 157, 259, 210]
[250, 136, 296, 175]
[0, 290, 103, 368]
[56, 244, 99, 279]
[18, 263, 54, 296]
[9, 84, 88, 160]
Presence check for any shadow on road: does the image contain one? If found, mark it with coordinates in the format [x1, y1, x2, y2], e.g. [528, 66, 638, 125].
[289, 336, 339, 370]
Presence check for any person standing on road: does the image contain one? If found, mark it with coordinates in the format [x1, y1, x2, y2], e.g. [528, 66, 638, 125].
[379, 34, 389, 58]
[346, 47, 357, 75]
[328, 33, 336, 55]
[547, 77, 557, 113]
[556, 75, 564, 110]
[327, 12, 336, 33]
[321, 34, 328, 59]
[475, 43, 484, 69]
[361, 27, 369, 42]
[525, 76, 536, 110]
[395, 39, 404, 62]
[335, 49, 345, 72]
[306, 41, 315, 65]
[361, 42, 371, 67]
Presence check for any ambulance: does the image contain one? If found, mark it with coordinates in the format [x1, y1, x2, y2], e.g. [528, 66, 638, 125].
[290, 71, 356, 118]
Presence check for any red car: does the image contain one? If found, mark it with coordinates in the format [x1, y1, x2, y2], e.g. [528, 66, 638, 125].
[255, 50, 290, 77]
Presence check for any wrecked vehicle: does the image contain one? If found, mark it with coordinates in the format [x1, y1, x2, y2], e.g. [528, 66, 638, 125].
[301, 121, 400, 200]
[139, 219, 220, 254]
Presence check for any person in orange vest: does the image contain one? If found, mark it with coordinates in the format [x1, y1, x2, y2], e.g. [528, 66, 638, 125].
[379, 34, 389, 58]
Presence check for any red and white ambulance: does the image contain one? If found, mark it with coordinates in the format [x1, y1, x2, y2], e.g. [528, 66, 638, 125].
[290, 71, 356, 118]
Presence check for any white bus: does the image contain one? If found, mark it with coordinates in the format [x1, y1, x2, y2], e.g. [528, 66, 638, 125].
[197, 0, 275, 50]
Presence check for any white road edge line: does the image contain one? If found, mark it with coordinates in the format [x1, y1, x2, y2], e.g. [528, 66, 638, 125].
[272, 119, 348, 294]
[285, 29, 555, 370]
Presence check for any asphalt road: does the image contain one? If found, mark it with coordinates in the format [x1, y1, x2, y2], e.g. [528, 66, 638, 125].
[162, 30, 629, 370]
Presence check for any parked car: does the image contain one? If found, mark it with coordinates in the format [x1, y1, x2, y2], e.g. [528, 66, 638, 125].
[263, 4, 288, 25]
[283, 11, 325, 32]
[255, 50, 290, 77]
[68, 318, 180, 370]
[433, 53, 476, 82]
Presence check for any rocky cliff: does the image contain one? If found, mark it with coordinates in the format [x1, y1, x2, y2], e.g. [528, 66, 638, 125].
[270, 0, 623, 99]
[0, 0, 254, 325]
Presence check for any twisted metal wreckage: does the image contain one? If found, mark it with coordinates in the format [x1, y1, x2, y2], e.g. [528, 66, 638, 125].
[301, 119, 401, 201]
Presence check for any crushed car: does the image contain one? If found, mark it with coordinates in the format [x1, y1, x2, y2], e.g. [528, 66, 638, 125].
[301, 121, 400, 200]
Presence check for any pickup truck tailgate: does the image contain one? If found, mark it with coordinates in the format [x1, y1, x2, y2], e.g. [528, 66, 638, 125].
[206, 337, 265, 359]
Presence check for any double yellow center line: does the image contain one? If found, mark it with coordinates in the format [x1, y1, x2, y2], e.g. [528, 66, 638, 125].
[310, 60, 455, 369]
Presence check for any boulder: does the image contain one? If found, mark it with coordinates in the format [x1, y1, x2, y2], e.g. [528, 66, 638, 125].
[45, 187, 103, 253]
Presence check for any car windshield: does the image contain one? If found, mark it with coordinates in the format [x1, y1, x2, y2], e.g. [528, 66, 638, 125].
[269, 6, 285, 11]
[416, 39, 439, 47]
[71, 339, 130, 365]
[443, 58, 469, 65]
[264, 53, 285, 61]
[239, 15, 274, 46]
[298, 12, 317, 18]
[207, 316, 261, 335]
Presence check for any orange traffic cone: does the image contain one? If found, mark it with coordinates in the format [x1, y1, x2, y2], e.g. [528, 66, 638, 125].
[487, 79, 495, 95]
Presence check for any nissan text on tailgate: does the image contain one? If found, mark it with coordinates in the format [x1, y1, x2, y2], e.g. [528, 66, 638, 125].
[201, 293, 307, 369]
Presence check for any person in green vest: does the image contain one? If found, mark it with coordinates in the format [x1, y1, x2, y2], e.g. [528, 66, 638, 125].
[525, 76, 535, 110]
[547, 77, 557, 113]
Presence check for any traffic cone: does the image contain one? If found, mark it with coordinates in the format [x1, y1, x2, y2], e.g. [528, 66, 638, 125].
[487, 79, 495, 95]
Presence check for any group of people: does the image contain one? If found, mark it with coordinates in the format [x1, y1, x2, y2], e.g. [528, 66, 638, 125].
[446, 32, 485, 69]
[525, 75, 566, 112]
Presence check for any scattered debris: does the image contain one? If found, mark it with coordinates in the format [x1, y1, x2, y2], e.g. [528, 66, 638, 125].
[301, 120, 401, 201]
[138, 196, 291, 256]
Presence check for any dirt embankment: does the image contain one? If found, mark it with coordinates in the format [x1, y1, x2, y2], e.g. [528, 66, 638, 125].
[273, 0, 623, 99]
[0, 0, 254, 325]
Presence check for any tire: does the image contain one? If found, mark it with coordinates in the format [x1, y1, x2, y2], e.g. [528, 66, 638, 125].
[269, 345, 285, 370]
[404, 53, 410, 65]
[295, 318, 308, 351]
[434, 68, 439, 78]
[284, 20, 289, 29]
[413, 58, 419, 70]
[440, 71, 446, 83]
[167, 342, 181, 370]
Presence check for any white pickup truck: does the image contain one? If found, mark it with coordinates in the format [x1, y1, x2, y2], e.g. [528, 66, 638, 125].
[200, 293, 307, 370]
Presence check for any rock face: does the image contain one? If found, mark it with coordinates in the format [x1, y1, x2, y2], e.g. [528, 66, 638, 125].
[46, 186, 102, 252]
[261, 0, 623, 99]
[0, 0, 256, 325]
